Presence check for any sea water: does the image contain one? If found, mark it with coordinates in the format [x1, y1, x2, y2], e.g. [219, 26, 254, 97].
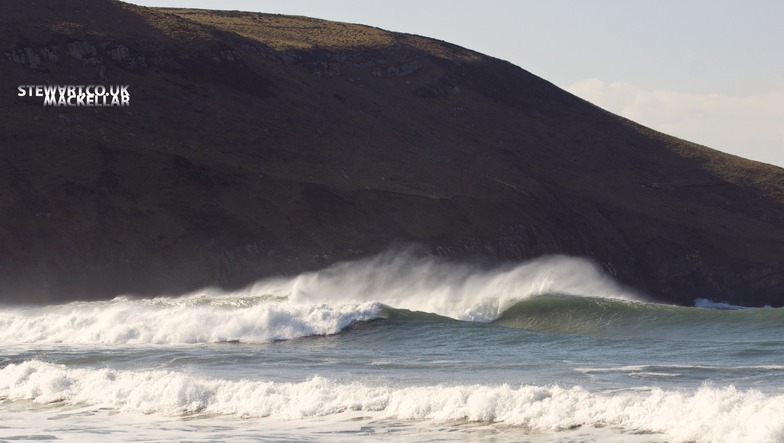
[2, 253, 783, 442]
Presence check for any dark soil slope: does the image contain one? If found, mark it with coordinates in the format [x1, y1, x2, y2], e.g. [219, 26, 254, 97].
[1, 0, 783, 306]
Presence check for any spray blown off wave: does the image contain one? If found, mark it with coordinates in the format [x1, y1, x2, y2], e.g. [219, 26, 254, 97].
[0, 253, 637, 345]
[2, 360, 782, 443]
[251, 252, 638, 321]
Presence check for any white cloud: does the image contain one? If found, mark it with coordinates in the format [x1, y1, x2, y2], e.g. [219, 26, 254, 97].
[566, 79, 784, 168]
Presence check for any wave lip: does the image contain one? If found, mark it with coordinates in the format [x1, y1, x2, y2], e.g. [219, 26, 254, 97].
[2, 360, 783, 443]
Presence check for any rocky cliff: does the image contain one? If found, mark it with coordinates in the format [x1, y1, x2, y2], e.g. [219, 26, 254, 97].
[1, 0, 783, 306]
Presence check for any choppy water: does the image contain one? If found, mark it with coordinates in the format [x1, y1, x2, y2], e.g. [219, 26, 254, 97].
[2, 253, 783, 442]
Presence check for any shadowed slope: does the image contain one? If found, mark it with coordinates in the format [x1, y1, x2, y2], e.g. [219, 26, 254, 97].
[1, 0, 782, 306]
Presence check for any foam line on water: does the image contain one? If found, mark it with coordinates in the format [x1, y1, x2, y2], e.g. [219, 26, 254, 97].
[1, 360, 782, 443]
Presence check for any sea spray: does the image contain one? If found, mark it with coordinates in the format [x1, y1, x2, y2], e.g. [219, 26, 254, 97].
[252, 251, 641, 321]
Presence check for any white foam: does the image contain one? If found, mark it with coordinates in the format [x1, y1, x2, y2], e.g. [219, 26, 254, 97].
[578, 364, 784, 373]
[2, 360, 782, 443]
[0, 297, 380, 345]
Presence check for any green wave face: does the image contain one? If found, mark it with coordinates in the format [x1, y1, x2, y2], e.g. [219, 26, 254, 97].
[378, 305, 457, 323]
[492, 294, 784, 338]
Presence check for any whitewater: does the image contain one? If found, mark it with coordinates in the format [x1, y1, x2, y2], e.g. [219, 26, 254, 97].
[2, 253, 783, 442]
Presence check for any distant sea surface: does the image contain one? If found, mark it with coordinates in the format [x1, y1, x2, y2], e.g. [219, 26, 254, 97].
[2, 254, 783, 442]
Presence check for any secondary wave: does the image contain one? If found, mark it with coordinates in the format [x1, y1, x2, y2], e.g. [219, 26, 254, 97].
[2, 360, 783, 443]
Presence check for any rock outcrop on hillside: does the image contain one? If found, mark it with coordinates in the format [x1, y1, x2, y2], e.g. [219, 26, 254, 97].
[1, 0, 783, 306]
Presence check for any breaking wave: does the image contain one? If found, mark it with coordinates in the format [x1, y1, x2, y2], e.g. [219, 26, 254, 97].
[0, 253, 639, 345]
[2, 251, 780, 345]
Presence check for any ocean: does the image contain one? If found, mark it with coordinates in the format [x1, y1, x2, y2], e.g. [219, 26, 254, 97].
[2, 253, 783, 442]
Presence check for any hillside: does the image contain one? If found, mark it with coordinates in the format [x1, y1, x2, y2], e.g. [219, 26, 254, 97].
[1, 0, 783, 306]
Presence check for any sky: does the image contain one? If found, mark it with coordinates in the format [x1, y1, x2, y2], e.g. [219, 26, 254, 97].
[130, 0, 784, 168]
